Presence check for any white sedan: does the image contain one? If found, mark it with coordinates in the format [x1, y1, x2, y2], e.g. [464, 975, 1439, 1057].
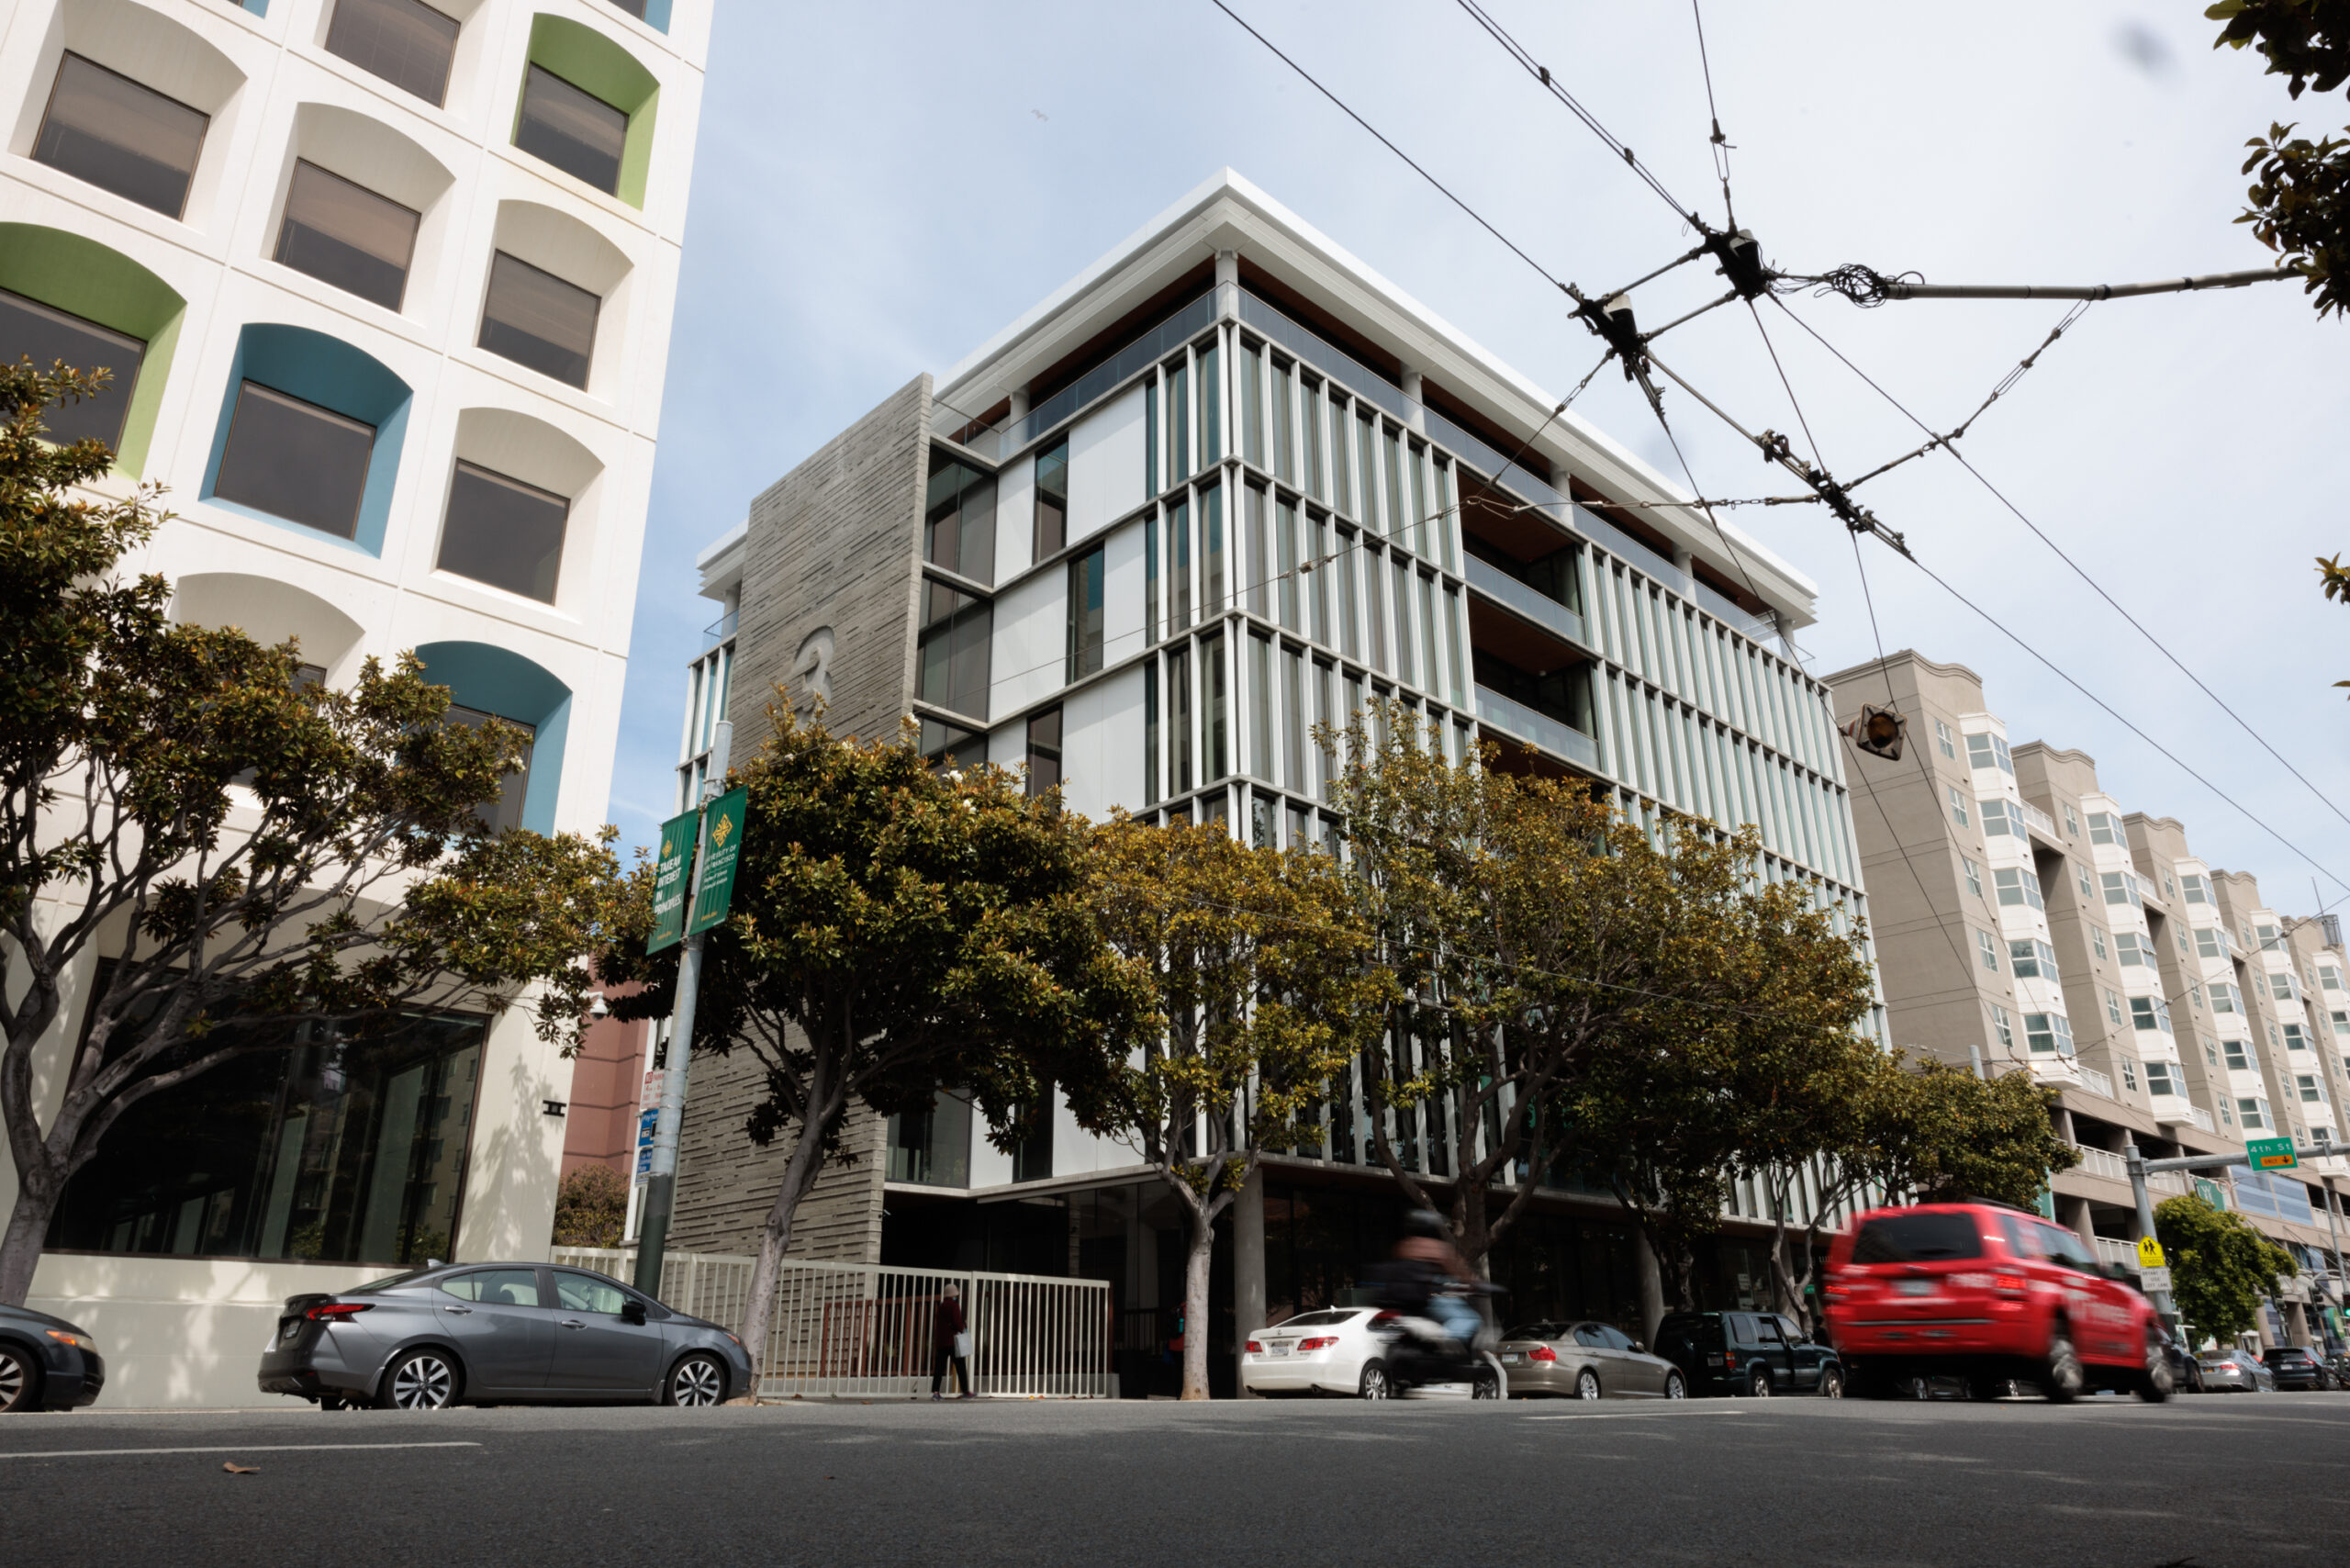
[1241, 1307, 1388, 1397]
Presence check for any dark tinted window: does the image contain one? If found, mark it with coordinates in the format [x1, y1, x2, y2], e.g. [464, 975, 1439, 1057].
[514, 66, 628, 195]
[608, 0, 650, 16]
[275, 161, 420, 311]
[1596, 1325, 1637, 1352]
[1025, 707, 1061, 798]
[1571, 1324, 1606, 1348]
[1033, 436, 1068, 558]
[437, 461, 567, 601]
[1504, 1322, 1565, 1342]
[1656, 1314, 1723, 1351]
[478, 252, 599, 389]
[325, 0, 460, 106]
[1850, 1212, 1985, 1264]
[917, 579, 990, 720]
[924, 452, 996, 585]
[1067, 545, 1105, 680]
[34, 53, 207, 218]
[919, 716, 986, 771]
[1276, 1311, 1359, 1329]
[214, 382, 375, 539]
[445, 704, 535, 834]
[0, 289, 144, 451]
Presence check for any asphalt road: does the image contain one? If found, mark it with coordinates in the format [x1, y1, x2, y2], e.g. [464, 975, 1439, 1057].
[6, 1390, 2348, 1567]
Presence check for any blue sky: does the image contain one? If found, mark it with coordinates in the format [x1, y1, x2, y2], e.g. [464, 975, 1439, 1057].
[614, 1, 2349, 913]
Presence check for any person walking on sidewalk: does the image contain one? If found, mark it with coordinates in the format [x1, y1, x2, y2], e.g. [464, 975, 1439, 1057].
[932, 1283, 973, 1400]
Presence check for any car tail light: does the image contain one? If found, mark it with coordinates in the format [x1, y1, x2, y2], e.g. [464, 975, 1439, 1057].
[1529, 1346, 1557, 1362]
[1371, 1310, 1399, 1325]
[1245, 1339, 1262, 1354]
[1723, 1351, 1739, 1370]
[1297, 1338, 1337, 1353]
[1992, 1273, 2027, 1297]
[305, 1302, 373, 1321]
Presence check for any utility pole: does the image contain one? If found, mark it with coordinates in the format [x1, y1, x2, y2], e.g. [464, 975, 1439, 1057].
[2124, 1134, 2337, 1339]
[633, 720, 732, 1299]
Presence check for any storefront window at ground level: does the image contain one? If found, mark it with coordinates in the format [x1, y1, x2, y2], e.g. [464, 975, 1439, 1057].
[48, 1012, 486, 1267]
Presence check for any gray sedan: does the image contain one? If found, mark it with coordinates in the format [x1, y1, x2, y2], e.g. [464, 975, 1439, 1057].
[259, 1261, 753, 1410]
[1497, 1319, 1687, 1399]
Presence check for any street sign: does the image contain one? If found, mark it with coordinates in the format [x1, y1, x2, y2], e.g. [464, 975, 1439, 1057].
[2137, 1237, 2166, 1270]
[634, 1108, 658, 1178]
[2140, 1266, 2173, 1293]
[646, 808, 700, 954]
[2246, 1136, 2299, 1170]
[685, 786, 748, 936]
[2195, 1176, 2230, 1209]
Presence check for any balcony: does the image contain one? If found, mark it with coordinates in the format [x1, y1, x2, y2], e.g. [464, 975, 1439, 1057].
[2148, 1170, 2194, 1198]
[1476, 684, 1599, 770]
[2093, 1236, 2139, 1271]
[2155, 1099, 2215, 1134]
[2030, 1058, 2083, 1090]
[2020, 800, 2058, 838]
[2069, 1143, 2130, 1183]
[703, 610, 738, 648]
[1464, 555, 1586, 647]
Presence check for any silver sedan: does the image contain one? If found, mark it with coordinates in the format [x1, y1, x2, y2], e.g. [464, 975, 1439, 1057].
[1498, 1319, 1687, 1399]
[258, 1261, 754, 1409]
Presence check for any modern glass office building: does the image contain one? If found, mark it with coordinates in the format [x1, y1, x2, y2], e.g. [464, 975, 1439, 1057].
[0, 0, 707, 1406]
[674, 173, 1879, 1390]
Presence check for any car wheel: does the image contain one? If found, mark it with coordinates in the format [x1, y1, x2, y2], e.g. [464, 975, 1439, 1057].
[1748, 1366, 1773, 1398]
[1818, 1366, 1844, 1399]
[2135, 1336, 2174, 1404]
[1965, 1372, 2005, 1403]
[1471, 1363, 1503, 1400]
[377, 1349, 460, 1411]
[0, 1343, 40, 1413]
[1664, 1371, 1687, 1399]
[666, 1352, 727, 1407]
[1575, 1369, 1602, 1400]
[2040, 1328, 2084, 1405]
[1358, 1361, 1391, 1400]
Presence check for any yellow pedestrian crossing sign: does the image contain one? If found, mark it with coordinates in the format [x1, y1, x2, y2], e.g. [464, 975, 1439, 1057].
[2137, 1237, 2165, 1270]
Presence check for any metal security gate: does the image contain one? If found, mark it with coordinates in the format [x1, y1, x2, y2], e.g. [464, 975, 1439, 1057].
[553, 1248, 1113, 1399]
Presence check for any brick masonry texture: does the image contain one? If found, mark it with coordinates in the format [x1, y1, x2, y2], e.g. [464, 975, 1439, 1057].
[669, 377, 932, 1264]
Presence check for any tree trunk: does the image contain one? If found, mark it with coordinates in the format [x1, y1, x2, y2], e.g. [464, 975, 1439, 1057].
[733, 1092, 841, 1392]
[0, 1174, 58, 1306]
[1181, 1205, 1215, 1401]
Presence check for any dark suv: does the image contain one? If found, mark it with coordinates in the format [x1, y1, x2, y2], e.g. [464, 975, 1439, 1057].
[1655, 1310, 1843, 1397]
[2262, 1345, 2336, 1391]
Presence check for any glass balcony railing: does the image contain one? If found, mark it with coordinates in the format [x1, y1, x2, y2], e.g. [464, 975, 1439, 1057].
[1464, 555, 1585, 646]
[704, 610, 737, 647]
[936, 292, 1218, 463]
[1475, 684, 1599, 770]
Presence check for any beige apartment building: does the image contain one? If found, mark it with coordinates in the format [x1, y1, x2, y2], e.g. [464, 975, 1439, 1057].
[1828, 651, 2350, 1348]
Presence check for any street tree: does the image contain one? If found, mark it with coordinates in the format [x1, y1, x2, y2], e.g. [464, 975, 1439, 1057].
[2210, 0, 2350, 319]
[1, 361, 627, 1304]
[1758, 1054, 2079, 1333]
[1071, 814, 1382, 1400]
[1563, 823, 1877, 1316]
[1322, 712, 1628, 1271]
[593, 703, 1144, 1383]
[2155, 1193, 2297, 1344]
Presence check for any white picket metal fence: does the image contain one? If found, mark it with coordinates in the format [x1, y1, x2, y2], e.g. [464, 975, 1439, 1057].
[552, 1247, 1114, 1399]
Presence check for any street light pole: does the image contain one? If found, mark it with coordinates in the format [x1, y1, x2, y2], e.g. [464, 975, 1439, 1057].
[632, 721, 731, 1299]
[2122, 1143, 2176, 1327]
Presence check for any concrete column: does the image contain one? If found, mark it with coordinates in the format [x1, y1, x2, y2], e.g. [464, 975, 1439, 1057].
[1634, 1228, 1667, 1347]
[1215, 248, 1239, 319]
[1233, 1164, 1265, 1398]
[1400, 369, 1426, 433]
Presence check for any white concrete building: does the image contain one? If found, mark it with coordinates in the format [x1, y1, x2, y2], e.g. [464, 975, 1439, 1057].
[0, 0, 705, 1406]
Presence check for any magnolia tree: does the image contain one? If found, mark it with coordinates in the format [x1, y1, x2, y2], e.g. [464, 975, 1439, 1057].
[594, 704, 1146, 1383]
[1071, 815, 1383, 1400]
[2156, 1193, 2298, 1345]
[0, 362, 626, 1303]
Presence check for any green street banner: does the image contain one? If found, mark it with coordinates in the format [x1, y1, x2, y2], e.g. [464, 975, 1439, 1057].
[646, 808, 700, 954]
[686, 787, 749, 937]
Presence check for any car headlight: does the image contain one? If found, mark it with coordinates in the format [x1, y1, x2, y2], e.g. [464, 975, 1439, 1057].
[45, 1329, 95, 1352]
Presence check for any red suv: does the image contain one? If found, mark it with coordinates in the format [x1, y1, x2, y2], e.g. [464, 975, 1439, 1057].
[1823, 1203, 2169, 1404]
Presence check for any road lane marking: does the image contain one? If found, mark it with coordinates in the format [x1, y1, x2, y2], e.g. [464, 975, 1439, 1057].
[0, 1442, 483, 1461]
[1525, 1406, 1751, 1420]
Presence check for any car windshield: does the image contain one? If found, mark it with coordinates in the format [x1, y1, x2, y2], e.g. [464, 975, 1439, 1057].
[1852, 1212, 1985, 1263]
[1504, 1322, 1566, 1341]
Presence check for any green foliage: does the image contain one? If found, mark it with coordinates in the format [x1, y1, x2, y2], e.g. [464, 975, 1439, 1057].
[2209, 2, 2350, 317]
[2155, 1193, 2297, 1343]
[1073, 812, 1381, 1399]
[552, 1164, 631, 1249]
[1875, 1057, 2080, 1210]
[0, 359, 627, 1305]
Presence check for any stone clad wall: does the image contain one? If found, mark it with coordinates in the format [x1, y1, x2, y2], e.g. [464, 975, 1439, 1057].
[669, 1042, 884, 1262]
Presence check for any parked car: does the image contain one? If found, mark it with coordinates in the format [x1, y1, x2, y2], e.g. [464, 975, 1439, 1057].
[2261, 1344, 2336, 1391]
[2323, 1350, 2350, 1387]
[0, 1301, 105, 1413]
[2198, 1348, 2275, 1392]
[1496, 1319, 1684, 1399]
[1654, 1310, 1843, 1398]
[1823, 1203, 2169, 1403]
[258, 1262, 753, 1410]
[2157, 1330, 2203, 1394]
[1240, 1307, 1389, 1397]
